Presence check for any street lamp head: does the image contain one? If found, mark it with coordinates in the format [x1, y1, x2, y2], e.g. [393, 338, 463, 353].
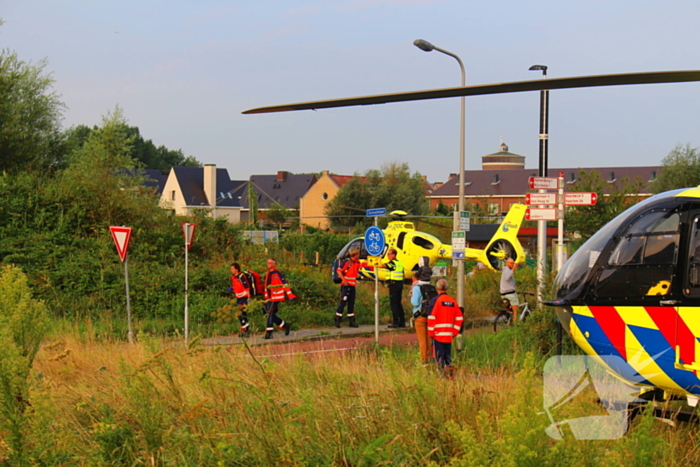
[413, 39, 435, 52]
[529, 64, 548, 76]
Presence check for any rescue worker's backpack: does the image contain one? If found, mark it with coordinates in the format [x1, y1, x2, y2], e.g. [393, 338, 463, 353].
[331, 258, 344, 284]
[244, 270, 264, 297]
[418, 284, 438, 317]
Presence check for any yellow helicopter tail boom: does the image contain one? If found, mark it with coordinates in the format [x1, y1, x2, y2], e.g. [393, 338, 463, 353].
[470, 204, 528, 270]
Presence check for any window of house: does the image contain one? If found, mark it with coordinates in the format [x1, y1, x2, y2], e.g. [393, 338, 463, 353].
[487, 203, 499, 215]
[171, 190, 176, 201]
[322, 192, 328, 200]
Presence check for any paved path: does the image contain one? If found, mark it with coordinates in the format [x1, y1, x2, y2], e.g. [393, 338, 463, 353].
[201, 324, 411, 347]
[201, 318, 493, 349]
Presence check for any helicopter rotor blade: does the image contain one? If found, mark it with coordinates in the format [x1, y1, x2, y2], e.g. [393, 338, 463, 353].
[243, 70, 700, 114]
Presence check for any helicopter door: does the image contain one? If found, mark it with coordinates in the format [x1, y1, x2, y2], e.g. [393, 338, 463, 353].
[676, 214, 700, 373]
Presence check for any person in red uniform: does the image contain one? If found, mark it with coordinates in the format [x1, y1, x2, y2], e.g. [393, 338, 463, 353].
[229, 263, 251, 336]
[263, 257, 294, 339]
[427, 279, 463, 377]
[335, 248, 361, 328]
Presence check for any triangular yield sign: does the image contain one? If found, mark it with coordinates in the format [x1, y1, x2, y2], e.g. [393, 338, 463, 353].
[181, 222, 196, 250]
[110, 226, 132, 262]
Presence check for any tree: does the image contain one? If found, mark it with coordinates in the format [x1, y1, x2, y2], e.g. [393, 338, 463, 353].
[325, 162, 429, 228]
[565, 169, 645, 245]
[653, 143, 700, 193]
[56, 107, 149, 228]
[63, 123, 201, 173]
[0, 49, 66, 173]
[248, 180, 259, 226]
[266, 204, 292, 229]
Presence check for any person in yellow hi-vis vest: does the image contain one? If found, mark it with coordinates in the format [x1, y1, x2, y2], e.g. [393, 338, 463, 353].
[380, 248, 406, 328]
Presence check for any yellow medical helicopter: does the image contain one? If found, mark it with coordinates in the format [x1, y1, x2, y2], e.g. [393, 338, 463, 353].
[546, 186, 700, 407]
[335, 205, 527, 281]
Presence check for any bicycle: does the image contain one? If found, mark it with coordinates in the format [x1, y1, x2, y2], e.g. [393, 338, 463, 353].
[493, 292, 535, 332]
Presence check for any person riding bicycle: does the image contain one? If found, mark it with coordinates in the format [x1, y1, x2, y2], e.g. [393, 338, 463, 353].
[499, 257, 520, 322]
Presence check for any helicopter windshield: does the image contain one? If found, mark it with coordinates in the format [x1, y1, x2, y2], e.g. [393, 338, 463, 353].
[337, 238, 369, 260]
[553, 217, 620, 301]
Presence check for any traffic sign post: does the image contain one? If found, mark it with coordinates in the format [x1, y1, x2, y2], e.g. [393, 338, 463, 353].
[526, 208, 558, 221]
[525, 192, 557, 206]
[365, 207, 387, 217]
[528, 176, 559, 190]
[564, 192, 598, 205]
[365, 225, 385, 257]
[459, 211, 470, 231]
[452, 231, 466, 260]
[181, 222, 196, 342]
[109, 226, 134, 344]
[365, 223, 385, 343]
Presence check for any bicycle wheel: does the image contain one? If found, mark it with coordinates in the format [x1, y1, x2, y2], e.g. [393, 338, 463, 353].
[493, 312, 511, 332]
[520, 305, 531, 323]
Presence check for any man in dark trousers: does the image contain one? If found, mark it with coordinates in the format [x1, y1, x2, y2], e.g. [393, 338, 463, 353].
[428, 279, 464, 378]
[263, 258, 294, 339]
[382, 248, 406, 328]
[229, 262, 251, 336]
[335, 248, 361, 328]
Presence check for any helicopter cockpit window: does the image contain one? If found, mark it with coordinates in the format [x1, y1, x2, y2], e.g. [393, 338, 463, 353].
[337, 238, 369, 260]
[412, 236, 435, 250]
[594, 208, 680, 301]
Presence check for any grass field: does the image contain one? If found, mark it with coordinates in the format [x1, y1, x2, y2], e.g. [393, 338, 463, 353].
[0, 326, 698, 466]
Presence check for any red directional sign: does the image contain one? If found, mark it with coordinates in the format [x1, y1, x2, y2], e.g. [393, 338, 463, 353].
[528, 176, 559, 190]
[525, 193, 557, 206]
[565, 192, 598, 205]
[525, 208, 558, 221]
[109, 226, 132, 262]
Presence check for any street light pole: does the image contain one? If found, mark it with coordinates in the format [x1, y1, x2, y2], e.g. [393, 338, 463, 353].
[529, 64, 549, 302]
[414, 39, 466, 311]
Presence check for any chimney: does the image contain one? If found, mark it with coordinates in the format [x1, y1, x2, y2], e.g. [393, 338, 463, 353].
[321, 170, 329, 176]
[449, 173, 457, 180]
[277, 171, 288, 181]
[204, 164, 216, 207]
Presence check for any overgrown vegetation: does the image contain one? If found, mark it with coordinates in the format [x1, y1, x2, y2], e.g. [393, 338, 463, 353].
[0, 326, 691, 466]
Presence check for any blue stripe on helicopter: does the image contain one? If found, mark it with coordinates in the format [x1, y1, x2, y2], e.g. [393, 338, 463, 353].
[627, 325, 700, 394]
[573, 315, 655, 387]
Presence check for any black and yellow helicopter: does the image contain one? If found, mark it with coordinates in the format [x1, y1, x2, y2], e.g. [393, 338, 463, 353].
[243, 64, 700, 404]
[547, 186, 700, 406]
[335, 205, 527, 281]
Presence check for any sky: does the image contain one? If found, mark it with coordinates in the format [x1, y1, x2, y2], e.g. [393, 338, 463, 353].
[3, 0, 700, 184]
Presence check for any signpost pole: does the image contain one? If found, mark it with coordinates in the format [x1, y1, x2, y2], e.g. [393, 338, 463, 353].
[557, 172, 565, 271]
[181, 222, 196, 344]
[364, 208, 386, 345]
[374, 215, 379, 344]
[109, 226, 133, 344]
[124, 255, 133, 344]
[184, 235, 189, 343]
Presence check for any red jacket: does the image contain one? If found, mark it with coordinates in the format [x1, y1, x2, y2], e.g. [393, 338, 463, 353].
[337, 258, 361, 287]
[264, 268, 296, 302]
[428, 293, 463, 343]
[230, 273, 250, 299]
